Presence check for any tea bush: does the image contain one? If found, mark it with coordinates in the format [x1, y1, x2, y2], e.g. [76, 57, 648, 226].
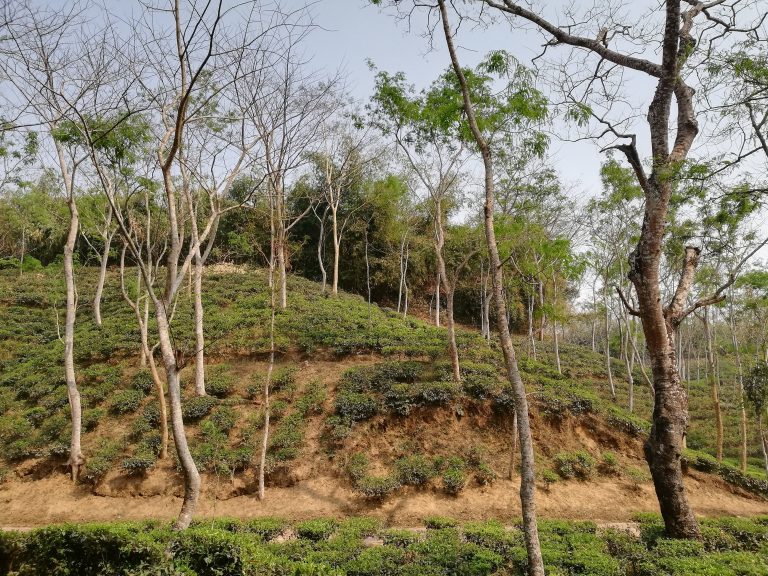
[182, 395, 217, 421]
[108, 389, 144, 415]
[395, 454, 435, 486]
[554, 450, 596, 480]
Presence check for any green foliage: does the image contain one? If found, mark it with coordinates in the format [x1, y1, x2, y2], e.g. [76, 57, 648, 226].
[382, 528, 421, 547]
[206, 365, 235, 398]
[554, 451, 596, 480]
[296, 518, 338, 541]
[684, 450, 768, 497]
[82, 439, 123, 484]
[394, 454, 435, 486]
[599, 451, 619, 475]
[131, 369, 154, 395]
[353, 475, 401, 499]
[108, 389, 144, 415]
[181, 395, 217, 421]
[423, 516, 458, 530]
[335, 391, 377, 421]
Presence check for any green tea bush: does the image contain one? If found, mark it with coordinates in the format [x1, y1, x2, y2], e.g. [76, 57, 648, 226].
[382, 528, 421, 547]
[108, 389, 144, 415]
[240, 517, 287, 541]
[424, 516, 458, 529]
[206, 365, 235, 398]
[295, 380, 327, 416]
[334, 391, 377, 421]
[210, 405, 238, 432]
[463, 520, 521, 555]
[272, 366, 298, 393]
[353, 475, 401, 499]
[346, 453, 369, 483]
[599, 451, 619, 475]
[296, 518, 338, 541]
[475, 462, 497, 485]
[418, 380, 460, 405]
[82, 439, 122, 484]
[131, 369, 154, 394]
[554, 451, 595, 480]
[395, 454, 435, 486]
[182, 395, 217, 421]
[541, 469, 559, 490]
[81, 408, 104, 431]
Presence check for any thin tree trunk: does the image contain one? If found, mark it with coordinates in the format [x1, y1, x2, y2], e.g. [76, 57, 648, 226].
[331, 208, 340, 295]
[528, 293, 537, 360]
[397, 235, 406, 313]
[438, 5, 544, 571]
[258, 256, 277, 500]
[702, 309, 724, 461]
[402, 243, 409, 319]
[64, 196, 83, 481]
[156, 305, 200, 530]
[192, 245, 206, 396]
[435, 271, 441, 327]
[435, 209, 460, 382]
[604, 288, 616, 400]
[317, 207, 328, 293]
[759, 411, 768, 477]
[93, 207, 114, 328]
[727, 291, 748, 472]
[508, 411, 517, 480]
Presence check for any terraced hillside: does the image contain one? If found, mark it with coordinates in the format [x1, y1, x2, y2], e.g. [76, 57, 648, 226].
[0, 265, 766, 528]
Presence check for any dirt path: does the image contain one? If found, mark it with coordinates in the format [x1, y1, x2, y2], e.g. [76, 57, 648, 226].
[1, 469, 766, 529]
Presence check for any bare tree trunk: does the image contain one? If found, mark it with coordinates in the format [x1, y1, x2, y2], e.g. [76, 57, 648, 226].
[93, 207, 114, 328]
[64, 196, 84, 481]
[508, 411, 517, 480]
[553, 319, 561, 374]
[435, 271, 441, 327]
[331, 207, 340, 295]
[258, 257, 276, 500]
[759, 411, 768, 477]
[438, 5, 544, 571]
[527, 293, 537, 360]
[157, 305, 200, 530]
[702, 309, 724, 461]
[317, 208, 328, 294]
[402, 243, 410, 319]
[604, 288, 616, 400]
[727, 291, 748, 472]
[192, 245, 206, 396]
[435, 208, 460, 382]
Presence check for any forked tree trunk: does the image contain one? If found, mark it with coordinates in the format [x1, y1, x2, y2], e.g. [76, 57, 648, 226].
[438, 5, 544, 572]
[64, 196, 84, 481]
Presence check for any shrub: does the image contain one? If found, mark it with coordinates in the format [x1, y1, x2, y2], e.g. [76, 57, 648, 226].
[182, 395, 217, 421]
[82, 439, 122, 484]
[395, 454, 435, 486]
[382, 528, 421, 547]
[346, 453, 369, 483]
[382, 382, 418, 416]
[210, 405, 238, 432]
[475, 463, 497, 485]
[353, 475, 401, 499]
[131, 370, 154, 394]
[335, 391, 377, 421]
[108, 389, 144, 415]
[240, 517, 287, 541]
[424, 516, 458, 529]
[82, 408, 104, 431]
[206, 366, 234, 398]
[464, 521, 521, 556]
[554, 451, 595, 480]
[418, 380, 460, 405]
[599, 451, 619, 475]
[442, 458, 467, 495]
[295, 380, 327, 415]
[296, 518, 338, 541]
[272, 366, 298, 393]
[541, 469, 559, 490]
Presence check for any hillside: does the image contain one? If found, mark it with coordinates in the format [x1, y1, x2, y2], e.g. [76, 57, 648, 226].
[0, 265, 767, 528]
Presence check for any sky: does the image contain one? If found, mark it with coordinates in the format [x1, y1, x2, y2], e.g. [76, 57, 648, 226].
[305, 0, 608, 197]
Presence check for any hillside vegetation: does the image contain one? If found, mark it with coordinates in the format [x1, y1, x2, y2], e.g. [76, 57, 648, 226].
[1, 266, 766, 523]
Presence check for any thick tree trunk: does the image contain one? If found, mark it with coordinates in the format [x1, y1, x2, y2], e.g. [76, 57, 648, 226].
[438, 5, 544, 571]
[64, 197, 84, 481]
